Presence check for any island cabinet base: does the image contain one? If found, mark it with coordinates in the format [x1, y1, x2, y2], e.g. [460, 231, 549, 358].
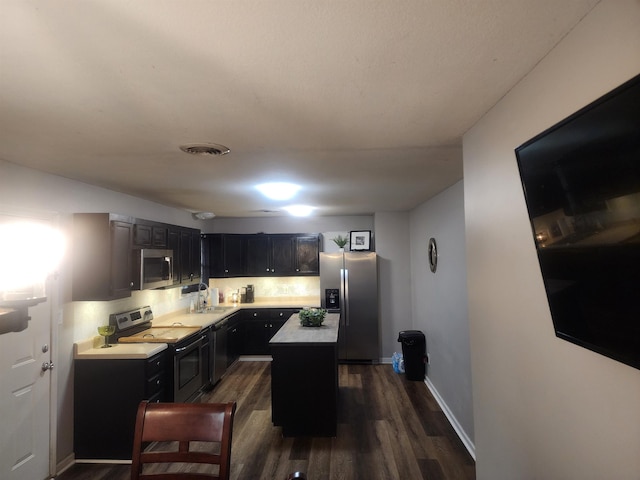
[271, 344, 338, 437]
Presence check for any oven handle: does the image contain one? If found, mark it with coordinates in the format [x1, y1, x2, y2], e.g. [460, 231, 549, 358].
[174, 334, 205, 353]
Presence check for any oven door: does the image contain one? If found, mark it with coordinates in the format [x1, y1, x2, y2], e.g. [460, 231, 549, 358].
[172, 333, 206, 403]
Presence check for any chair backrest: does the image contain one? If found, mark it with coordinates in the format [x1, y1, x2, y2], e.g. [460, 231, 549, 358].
[131, 400, 237, 480]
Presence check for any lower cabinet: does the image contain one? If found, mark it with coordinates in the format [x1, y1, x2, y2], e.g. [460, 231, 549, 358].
[271, 342, 338, 437]
[240, 309, 297, 355]
[74, 352, 166, 460]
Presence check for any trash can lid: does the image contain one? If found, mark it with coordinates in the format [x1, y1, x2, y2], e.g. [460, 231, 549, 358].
[397, 330, 425, 341]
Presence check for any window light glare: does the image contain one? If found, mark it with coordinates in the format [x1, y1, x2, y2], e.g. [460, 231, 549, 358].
[283, 205, 314, 217]
[255, 182, 301, 201]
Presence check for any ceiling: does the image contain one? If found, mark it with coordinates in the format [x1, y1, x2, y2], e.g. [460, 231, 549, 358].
[0, 1, 599, 218]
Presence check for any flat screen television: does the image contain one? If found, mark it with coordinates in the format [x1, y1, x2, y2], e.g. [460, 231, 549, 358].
[515, 74, 640, 370]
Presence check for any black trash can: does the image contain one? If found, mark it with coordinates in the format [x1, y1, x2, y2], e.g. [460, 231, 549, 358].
[397, 330, 426, 381]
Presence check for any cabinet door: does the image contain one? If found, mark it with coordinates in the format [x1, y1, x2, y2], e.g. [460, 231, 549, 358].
[270, 234, 295, 275]
[223, 235, 245, 276]
[204, 234, 224, 278]
[73, 213, 133, 301]
[245, 235, 269, 275]
[110, 220, 134, 299]
[295, 235, 319, 274]
[152, 225, 168, 247]
[226, 320, 241, 366]
[187, 229, 201, 283]
[133, 223, 167, 248]
[133, 223, 152, 247]
[168, 227, 181, 284]
[179, 228, 201, 284]
[242, 310, 269, 354]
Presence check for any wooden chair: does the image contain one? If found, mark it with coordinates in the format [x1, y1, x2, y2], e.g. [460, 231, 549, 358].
[131, 400, 236, 480]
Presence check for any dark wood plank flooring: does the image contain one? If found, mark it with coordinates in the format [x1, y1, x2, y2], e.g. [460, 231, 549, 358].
[56, 361, 475, 480]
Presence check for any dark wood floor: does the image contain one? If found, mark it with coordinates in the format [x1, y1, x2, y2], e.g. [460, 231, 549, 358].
[56, 361, 475, 480]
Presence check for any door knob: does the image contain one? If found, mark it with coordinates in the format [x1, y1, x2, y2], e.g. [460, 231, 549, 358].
[42, 361, 54, 371]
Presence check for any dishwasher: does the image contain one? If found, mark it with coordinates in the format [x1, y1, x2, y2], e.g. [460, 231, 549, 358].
[211, 319, 228, 385]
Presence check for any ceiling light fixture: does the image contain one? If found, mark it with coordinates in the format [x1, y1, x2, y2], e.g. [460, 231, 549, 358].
[255, 182, 301, 201]
[192, 212, 216, 220]
[283, 205, 314, 217]
[179, 143, 230, 156]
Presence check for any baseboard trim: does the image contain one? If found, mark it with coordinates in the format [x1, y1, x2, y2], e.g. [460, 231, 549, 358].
[55, 453, 75, 476]
[424, 376, 476, 461]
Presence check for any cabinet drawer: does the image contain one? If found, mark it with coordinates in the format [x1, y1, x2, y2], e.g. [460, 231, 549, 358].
[146, 353, 166, 378]
[147, 389, 164, 404]
[146, 372, 166, 399]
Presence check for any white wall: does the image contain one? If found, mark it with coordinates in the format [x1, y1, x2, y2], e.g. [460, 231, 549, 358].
[205, 215, 374, 237]
[0, 159, 200, 467]
[409, 180, 474, 453]
[463, 2, 640, 478]
[374, 212, 412, 360]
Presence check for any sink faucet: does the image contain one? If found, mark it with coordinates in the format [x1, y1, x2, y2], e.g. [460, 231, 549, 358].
[196, 283, 210, 312]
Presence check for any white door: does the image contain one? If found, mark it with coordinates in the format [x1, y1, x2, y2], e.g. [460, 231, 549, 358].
[0, 214, 56, 480]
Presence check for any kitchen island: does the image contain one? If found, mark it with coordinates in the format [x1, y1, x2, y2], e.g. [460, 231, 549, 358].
[269, 312, 339, 437]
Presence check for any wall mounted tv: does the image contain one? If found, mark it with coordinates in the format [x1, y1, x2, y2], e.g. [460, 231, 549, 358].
[515, 73, 640, 370]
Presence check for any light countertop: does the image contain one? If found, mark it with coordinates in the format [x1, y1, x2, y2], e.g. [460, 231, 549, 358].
[74, 337, 167, 359]
[74, 296, 321, 359]
[270, 313, 339, 345]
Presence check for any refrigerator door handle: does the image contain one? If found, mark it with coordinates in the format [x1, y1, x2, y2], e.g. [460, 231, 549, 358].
[342, 268, 349, 326]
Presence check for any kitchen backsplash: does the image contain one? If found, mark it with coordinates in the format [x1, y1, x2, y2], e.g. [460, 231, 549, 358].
[208, 276, 320, 302]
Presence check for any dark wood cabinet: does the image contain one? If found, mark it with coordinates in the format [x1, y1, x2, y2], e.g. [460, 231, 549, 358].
[72, 213, 134, 301]
[168, 225, 201, 286]
[179, 228, 201, 284]
[270, 317, 338, 437]
[226, 314, 242, 367]
[73, 213, 200, 299]
[240, 309, 297, 355]
[295, 235, 320, 274]
[245, 235, 270, 275]
[269, 234, 295, 275]
[74, 352, 167, 460]
[133, 222, 168, 248]
[203, 233, 319, 278]
[203, 234, 246, 277]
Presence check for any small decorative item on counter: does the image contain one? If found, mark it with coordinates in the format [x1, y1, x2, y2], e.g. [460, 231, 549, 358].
[298, 307, 327, 327]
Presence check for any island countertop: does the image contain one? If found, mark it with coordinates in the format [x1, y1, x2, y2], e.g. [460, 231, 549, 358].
[269, 312, 339, 345]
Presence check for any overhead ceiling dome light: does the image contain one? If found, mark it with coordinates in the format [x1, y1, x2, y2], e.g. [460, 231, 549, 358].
[255, 182, 301, 201]
[283, 205, 314, 217]
[179, 143, 230, 156]
[192, 212, 216, 220]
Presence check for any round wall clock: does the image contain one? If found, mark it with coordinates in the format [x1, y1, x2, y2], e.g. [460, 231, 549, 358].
[428, 237, 438, 273]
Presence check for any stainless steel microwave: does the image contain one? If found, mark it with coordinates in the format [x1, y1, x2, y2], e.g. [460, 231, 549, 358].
[133, 249, 173, 290]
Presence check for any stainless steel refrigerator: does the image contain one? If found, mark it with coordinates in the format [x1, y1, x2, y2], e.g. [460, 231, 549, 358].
[320, 252, 379, 363]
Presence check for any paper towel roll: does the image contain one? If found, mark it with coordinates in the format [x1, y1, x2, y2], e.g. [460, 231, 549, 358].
[210, 288, 219, 306]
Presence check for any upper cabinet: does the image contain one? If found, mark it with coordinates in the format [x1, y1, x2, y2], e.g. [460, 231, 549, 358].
[73, 213, 200, 300]
[133, 221, 168, 248]
[73, 213, 135, 301]
[202, 233, 319, 278]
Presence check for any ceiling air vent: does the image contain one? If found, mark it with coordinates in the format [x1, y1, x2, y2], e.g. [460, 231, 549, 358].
[179, 143, 230, 156]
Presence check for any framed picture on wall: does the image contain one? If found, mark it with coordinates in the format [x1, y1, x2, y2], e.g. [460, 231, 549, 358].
[349, 230, 371, 251]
